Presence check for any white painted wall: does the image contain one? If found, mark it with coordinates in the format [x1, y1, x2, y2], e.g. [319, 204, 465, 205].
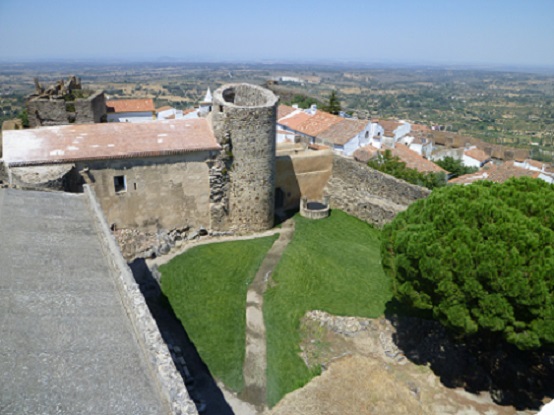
[462, 154, 483, 169]
[157, 108, 183, 120]
[107, 112, 155, 123]
[394, 122, 411, 141]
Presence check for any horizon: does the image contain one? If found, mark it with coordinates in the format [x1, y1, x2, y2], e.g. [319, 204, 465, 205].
[1, 0, 553, 70]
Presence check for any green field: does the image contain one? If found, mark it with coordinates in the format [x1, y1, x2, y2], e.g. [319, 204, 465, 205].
[159, 235, 278, 392]
[264, 210, 392, 406]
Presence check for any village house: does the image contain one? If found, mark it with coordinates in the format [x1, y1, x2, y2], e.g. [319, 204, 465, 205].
[449, 161, 554, 185]
[388, 143, 447, 175]
[463, 146, 491, 168]
[2, 119, 220, 231]
[156, 105, 184, 120]
[378, 119, 411, 147]
[276, 104, 378, 156]
[106, 98, 156, 123]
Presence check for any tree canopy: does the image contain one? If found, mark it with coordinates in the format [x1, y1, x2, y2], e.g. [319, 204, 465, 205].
[322, 90, 341, 115]
[382, 177, 554, 350]
[435, 156, 478, 178]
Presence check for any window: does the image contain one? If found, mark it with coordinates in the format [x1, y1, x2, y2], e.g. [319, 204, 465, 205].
[114, 175, 127, 193]
[365, 131, 369, 139]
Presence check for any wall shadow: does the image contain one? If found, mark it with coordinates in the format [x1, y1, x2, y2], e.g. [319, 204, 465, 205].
[385, 301, 554, 411]
[129, 258, 235, 415]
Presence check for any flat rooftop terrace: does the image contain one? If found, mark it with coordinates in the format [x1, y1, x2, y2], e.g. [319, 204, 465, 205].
[0, 188, 170, 414]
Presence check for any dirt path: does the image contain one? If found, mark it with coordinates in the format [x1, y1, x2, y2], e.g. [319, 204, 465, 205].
[240, 219, 295, 411]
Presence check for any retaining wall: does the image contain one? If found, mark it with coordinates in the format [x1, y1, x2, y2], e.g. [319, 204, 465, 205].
[325, 156, 430, 227]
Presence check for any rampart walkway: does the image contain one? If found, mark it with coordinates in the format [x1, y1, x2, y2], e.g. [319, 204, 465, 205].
[0, 188, 170, 414]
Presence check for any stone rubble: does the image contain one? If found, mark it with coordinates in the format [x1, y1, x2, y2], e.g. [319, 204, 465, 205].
[115, 224, 223, 261]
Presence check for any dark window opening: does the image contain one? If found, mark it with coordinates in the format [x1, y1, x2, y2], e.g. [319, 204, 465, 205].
[365, 131, 369, 139]
[114, 175, 127, 193]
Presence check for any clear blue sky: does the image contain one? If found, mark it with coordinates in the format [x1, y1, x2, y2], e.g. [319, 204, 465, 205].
[1, 0, 553, 67]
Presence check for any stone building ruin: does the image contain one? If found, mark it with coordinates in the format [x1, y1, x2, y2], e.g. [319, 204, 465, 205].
[26, 75, 106, 128]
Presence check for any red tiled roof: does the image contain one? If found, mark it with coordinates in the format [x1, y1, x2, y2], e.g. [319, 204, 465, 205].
[317, 119, 369, 145]
[3, 118, 220, 167]
[411, 123, 430, 133]
[156, 105, 173, 112]
[389, 143, 446, 173]
[449, 161, 541, 184]
[279, 110, 342, 137]
[377, 120, 403, 137]
[106, 99, 155, 113]
[464, 148, 490, 163]
[277, 104, 297, 120]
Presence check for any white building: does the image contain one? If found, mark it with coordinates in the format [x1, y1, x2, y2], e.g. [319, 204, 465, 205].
[106, 99, 156, 123]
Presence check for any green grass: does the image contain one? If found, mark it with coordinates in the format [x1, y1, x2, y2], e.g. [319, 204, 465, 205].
[159, 235, 278, 392]
[264, 210, 392, 406]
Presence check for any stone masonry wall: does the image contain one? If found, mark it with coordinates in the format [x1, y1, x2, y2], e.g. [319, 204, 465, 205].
[74, 90, 107, 124]
[325, 156, 430, 227]
[83, 185, 198, 415]
[27, 90, 106, 127]
[81, 152, 212, 232]
[211, 84, 278, 232]
[275, 149, 333, 211]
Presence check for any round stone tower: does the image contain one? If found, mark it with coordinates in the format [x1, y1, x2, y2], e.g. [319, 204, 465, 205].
[210, 83, 278, 232]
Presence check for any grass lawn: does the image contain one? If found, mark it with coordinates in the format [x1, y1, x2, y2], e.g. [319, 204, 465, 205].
[264, 210, 392, 407]
[159, 235, 278, 392]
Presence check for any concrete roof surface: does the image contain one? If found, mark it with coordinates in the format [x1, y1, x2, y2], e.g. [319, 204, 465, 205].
[0, 188, 170, 414]
[3, 118, 220, 166]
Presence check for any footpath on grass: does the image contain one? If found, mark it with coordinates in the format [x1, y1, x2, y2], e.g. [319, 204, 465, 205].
[240, 219, 295, 410]
[146, 219, 295, 414]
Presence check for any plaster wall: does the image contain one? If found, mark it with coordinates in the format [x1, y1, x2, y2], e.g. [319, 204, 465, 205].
[275, 150, 333, 210]
[81, 152, 212, 231]
[107, 111, 155, 123]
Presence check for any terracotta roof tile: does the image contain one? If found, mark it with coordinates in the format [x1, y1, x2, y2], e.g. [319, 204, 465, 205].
[449, 161, 542, 184]
[3, 119, 220, 167]
[389, 143, 446, 173]
[464, 148, 490, 163]
[377, 119, 403, 137]
[106, 99, 155, 113]
[317, 119, 369, 145]
[278, 111, 312, 131]
[156, 105, 173, 112]
[296, 111, 342, 137]
[277, 104, 298, 120]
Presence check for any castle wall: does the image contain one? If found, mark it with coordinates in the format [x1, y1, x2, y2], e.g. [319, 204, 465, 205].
[325, 156, 430, 227]
[81, 152, 211, 231]
[211, 84, 278, 232]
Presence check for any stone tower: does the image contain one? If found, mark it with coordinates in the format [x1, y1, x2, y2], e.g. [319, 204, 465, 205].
[210, 83, 278, 232]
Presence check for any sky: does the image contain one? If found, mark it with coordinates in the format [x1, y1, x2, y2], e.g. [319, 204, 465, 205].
[1, 0, 553, 68]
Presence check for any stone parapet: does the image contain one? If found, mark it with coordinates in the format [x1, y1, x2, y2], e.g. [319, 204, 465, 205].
[84, 185, 198, 415]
